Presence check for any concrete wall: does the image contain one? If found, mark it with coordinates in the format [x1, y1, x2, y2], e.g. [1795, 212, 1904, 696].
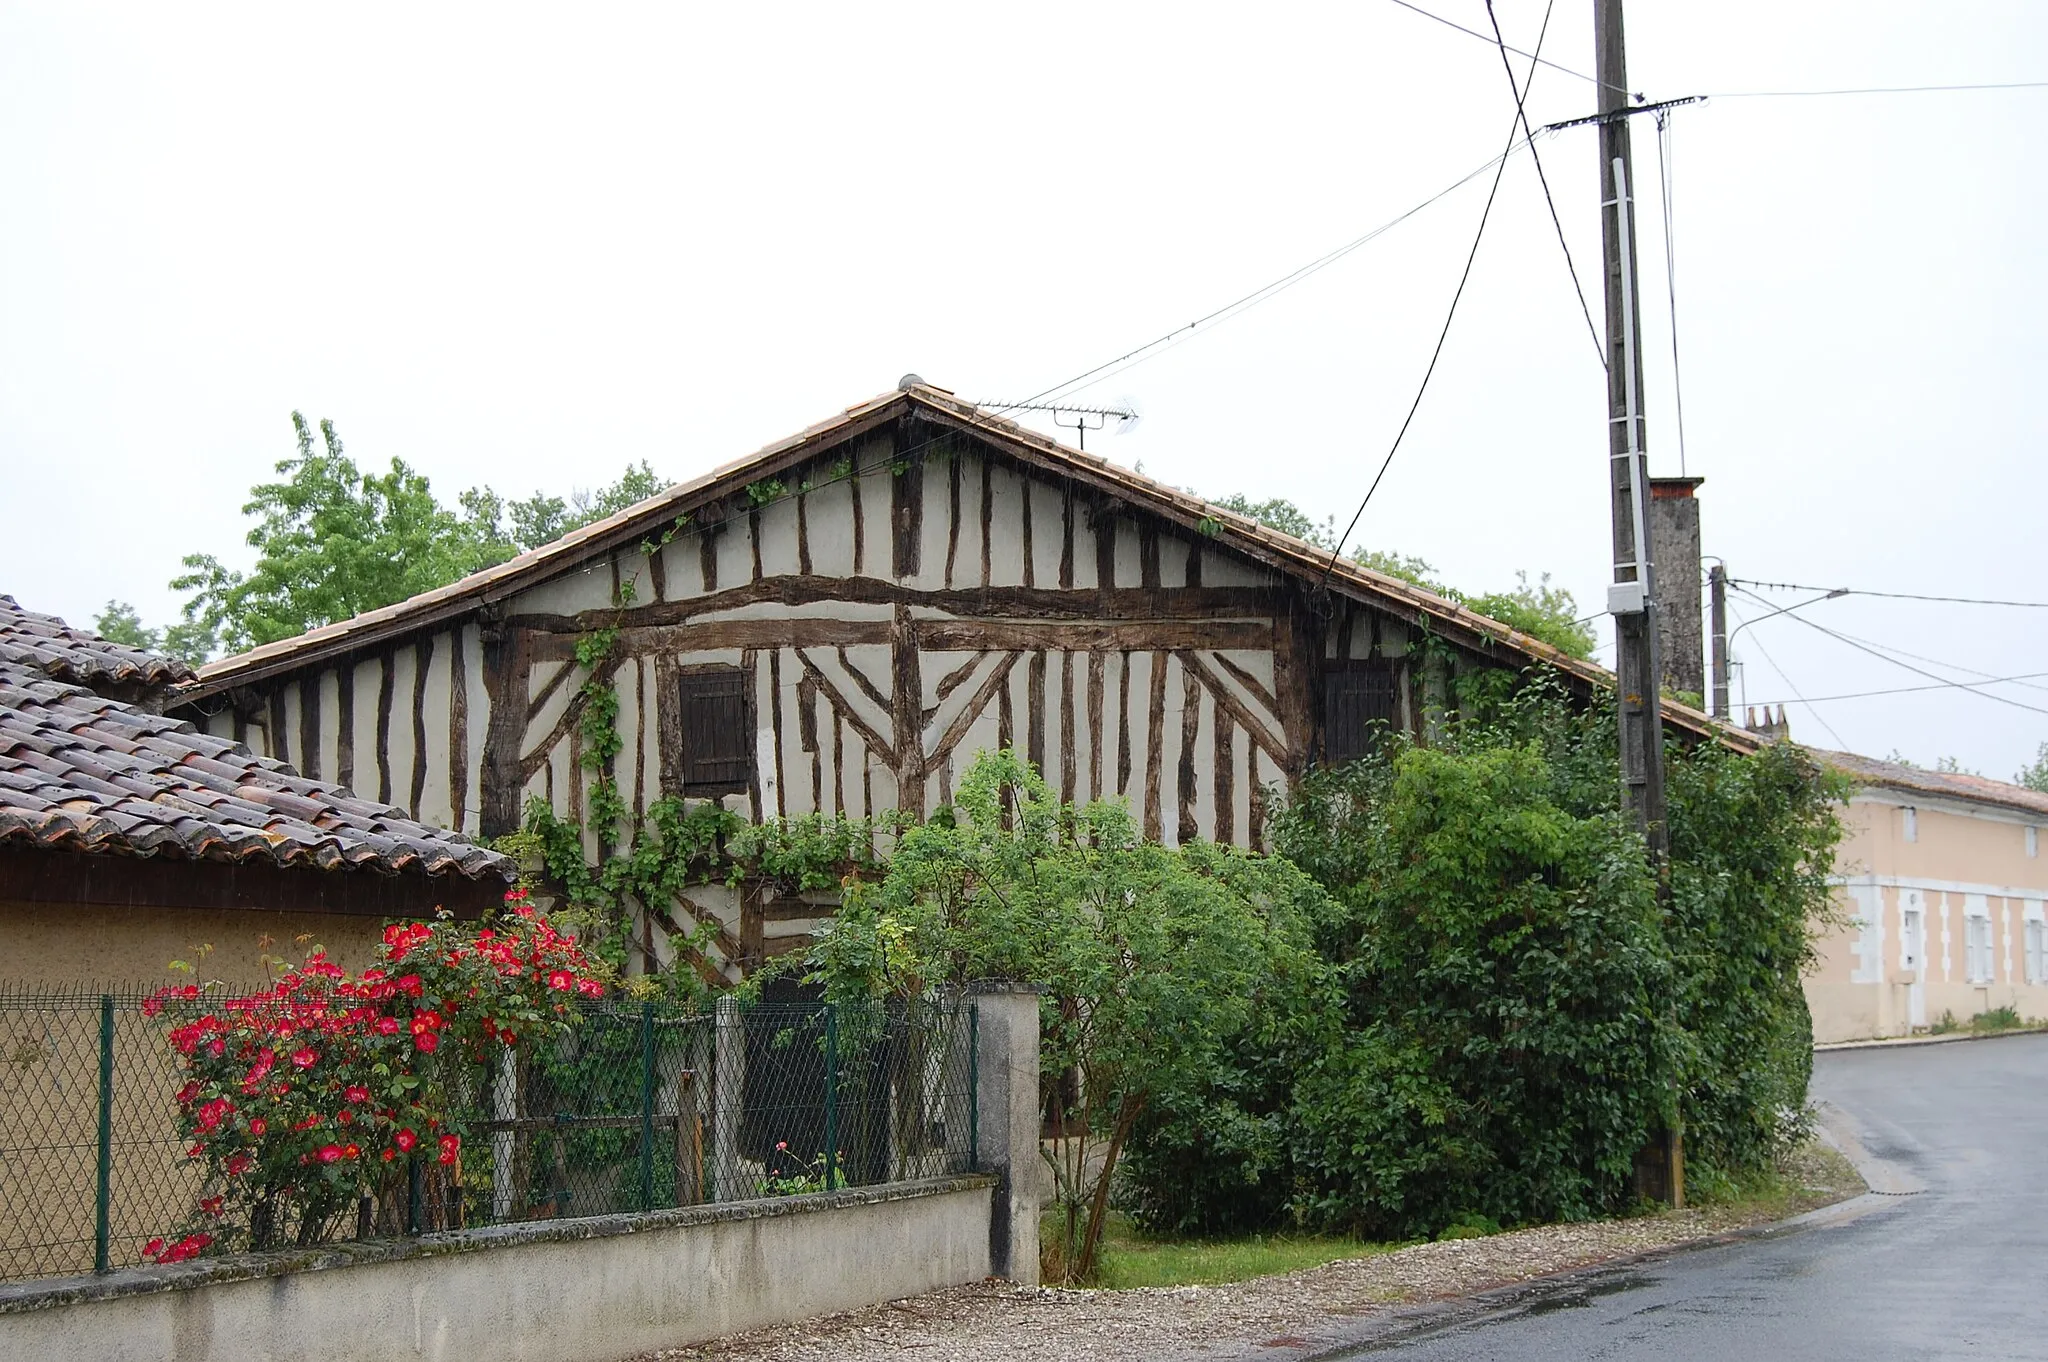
[0, 1176, 994, 1362]
[1807, 793, 2048, 1042]
[0, 900, 387, 989]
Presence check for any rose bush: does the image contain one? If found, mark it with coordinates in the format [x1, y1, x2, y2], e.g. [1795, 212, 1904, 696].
[144, 889, 609, 1259]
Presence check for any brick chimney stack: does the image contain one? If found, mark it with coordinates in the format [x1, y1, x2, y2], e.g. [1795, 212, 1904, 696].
[1648, 477, 1705, 701]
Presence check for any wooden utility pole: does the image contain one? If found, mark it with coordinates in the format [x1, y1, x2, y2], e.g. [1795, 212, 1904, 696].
[1597, 0, 1683, 1210]
[1709, 563, 1729, 720]
[1595, 0, 1668, 864]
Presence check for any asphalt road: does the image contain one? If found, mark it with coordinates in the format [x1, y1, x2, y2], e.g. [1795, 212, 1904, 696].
[1334, 1033, 2048, 1361]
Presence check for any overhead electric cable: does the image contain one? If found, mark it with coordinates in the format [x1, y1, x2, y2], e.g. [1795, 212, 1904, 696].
[1384, 0, 1621, 95]
[1732, 586, 2048, 718]
[1019, 143, 1539, 407]
[1725, 601, 1850, 747]
[1383, 0, 2048, 103]
[1745, 671, 2048, 709]
[1483, 0, 1606, 369]
[1714, 80, 2048, 99]
[1795, 621, 2048, 697]
[1319, 0, 1555, 584]
[1729, 577, 2048, 609]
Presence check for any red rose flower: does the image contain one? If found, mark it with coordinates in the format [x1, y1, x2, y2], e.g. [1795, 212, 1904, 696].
[344, 1085, 370, 1105]
[226, 1154, 254, 1177]
[437, 1133, 461, 1165]
[290, 1047, 318, 1069]
[375, 1016, 401, 1036]
[316, 1144, 343, 1164]
[248, 1117, 267, 1137]
[414, 1031, 439, 1053]
[394, 1129, 418, 1152]
[547, 969, 574, 991]
[342, 1143, 361, 1160]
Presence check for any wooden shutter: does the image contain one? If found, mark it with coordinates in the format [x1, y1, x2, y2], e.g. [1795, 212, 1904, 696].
[679, 667, 751, 793]
[1323, 661, 1397, 765]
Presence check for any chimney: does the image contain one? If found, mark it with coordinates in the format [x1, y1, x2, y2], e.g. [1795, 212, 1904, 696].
[1744, 704, 1792, 742]
[1648, 476, 1705, 701]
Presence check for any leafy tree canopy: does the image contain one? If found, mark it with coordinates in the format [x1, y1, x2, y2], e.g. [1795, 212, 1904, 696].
[2018, 742, 2048, 793]
[1211, 492, 1596, 660]
[165, 413, 663, 658]
[91, 601, 216, 667]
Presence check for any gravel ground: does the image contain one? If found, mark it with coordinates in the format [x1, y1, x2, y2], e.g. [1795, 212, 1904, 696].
[636, 1145, 1864, 1362]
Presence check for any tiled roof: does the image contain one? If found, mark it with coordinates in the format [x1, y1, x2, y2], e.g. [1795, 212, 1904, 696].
[1814, 747, 2048, 820]
[0, 659, 514, 881]
[182, 384, 1752, 751]
[0, 594, 198, 692]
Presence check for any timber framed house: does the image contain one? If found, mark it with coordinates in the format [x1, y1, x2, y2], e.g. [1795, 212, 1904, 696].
[173, 380, 1740, 979]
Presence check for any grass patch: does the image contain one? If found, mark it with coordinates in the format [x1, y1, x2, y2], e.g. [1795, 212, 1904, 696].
[1928, 1005, 2039, 1037]
[1083, 1212, 1385, 1290]
[1684, 1138, 1865, 1218]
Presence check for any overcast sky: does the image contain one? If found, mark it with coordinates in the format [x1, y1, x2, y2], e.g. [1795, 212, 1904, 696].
[4, 2, 2044, 777]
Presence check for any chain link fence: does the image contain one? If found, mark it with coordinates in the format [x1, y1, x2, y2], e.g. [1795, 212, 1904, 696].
[0, 990, 976, 1285]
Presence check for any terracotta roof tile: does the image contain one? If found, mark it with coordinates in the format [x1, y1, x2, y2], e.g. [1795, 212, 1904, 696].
[0, 657, 514, 884]
[0, 595, 197, 692]
[1812, 747, 2048, 820]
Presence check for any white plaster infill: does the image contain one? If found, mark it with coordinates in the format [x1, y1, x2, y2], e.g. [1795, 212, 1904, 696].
[0, 1173, 994, 1316]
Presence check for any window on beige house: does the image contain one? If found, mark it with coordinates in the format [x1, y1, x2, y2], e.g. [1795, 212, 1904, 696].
[1903, 807, 1918, 843]
[1965, 911, 1993, 984]
[2026, 907, 2045, 985]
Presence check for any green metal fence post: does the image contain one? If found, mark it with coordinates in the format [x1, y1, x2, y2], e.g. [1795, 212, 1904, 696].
[966, 1002, 979, 1174]
[823, 1005, 839, 1191]
[94, 994, 114, 1273]
[639, 999, 657, 1211]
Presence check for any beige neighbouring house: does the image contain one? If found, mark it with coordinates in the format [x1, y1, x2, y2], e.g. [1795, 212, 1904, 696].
[1803, 748, 2048, 1043]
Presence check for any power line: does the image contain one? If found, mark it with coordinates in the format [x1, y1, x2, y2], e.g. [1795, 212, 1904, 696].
[1322, 2, 1551, 581]
[1382, 0, 2048, 102]
[1745, 670, 2048, 709]
[1483, 0, 1606, 370]
[1384, 0, 1623, 96]
[1022, 142, 1537, 408]
[1733, 586, 2048, 718]
[1799, 621, 2048, 697]
[1727, 601, 1849, 747]
[1729, 577, 2048, 609]
[1715, 80, 2048, 99]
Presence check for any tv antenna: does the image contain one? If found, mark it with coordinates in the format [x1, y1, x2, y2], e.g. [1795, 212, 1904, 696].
[977, 400, 1138, 452]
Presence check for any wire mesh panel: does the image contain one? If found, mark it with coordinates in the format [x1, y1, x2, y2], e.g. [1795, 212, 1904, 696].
[0, 990, 197, 1281]
[0, 990, 976, 1285]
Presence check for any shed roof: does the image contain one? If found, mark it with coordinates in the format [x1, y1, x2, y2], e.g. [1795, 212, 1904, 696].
[1, 594, 198, 693]
[0, 656, 513, 884]
[184, 383, 1754, 750]
[1813, 747, 2048, 821]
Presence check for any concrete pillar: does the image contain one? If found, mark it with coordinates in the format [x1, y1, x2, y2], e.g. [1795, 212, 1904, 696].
[713, 995, 745, 1202]
[1648, 477, 1705, 700]
[970, 984, 1043, 1286]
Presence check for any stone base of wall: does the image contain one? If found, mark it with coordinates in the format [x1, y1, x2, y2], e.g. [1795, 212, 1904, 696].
[0, 1175, 994, 1362]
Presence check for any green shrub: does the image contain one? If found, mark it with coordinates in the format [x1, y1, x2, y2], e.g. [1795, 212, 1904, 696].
[1118, 672, 1842, 1241]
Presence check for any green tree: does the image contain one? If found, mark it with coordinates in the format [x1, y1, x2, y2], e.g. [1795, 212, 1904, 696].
[171, 414, 664, 657]
[798, 749, 1320, 1283]
[1208, 491, 1594, 658]
[91, 600, 214, 666]
[2018, 743, 2048, 792]
[1462, 571, 1596, 660]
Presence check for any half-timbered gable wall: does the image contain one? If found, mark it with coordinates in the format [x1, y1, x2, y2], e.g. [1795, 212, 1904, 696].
[188, 411, 1464, 977]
